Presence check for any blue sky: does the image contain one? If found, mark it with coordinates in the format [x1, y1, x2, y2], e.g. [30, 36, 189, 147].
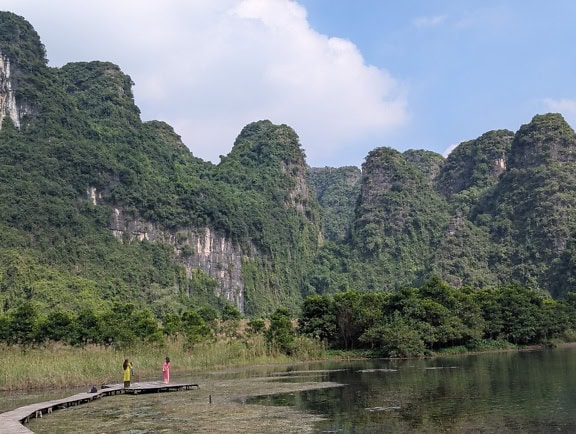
[300, 0, 576, 160]
[3, 1, 576, 167]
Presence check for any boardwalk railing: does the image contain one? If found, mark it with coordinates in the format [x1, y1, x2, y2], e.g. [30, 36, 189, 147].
[0, 381, 199, 434]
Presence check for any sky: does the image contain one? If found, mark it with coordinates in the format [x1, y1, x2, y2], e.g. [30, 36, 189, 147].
[2, 0, 576, 167]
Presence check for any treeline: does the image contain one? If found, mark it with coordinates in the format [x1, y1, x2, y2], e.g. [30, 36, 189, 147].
[2, 277, 575, 359]
[0, 298, 308, 358]
[298, 277, 576, 357]
[0, 301, 249, 348]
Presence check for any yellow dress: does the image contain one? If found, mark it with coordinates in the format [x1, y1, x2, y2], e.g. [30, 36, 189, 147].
[123, 363, 132, 382]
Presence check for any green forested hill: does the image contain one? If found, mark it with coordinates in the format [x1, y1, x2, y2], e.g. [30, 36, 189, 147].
[1, 11, 576, 329]
[307, 114, 576, 299]
[0, 12, 321, 319]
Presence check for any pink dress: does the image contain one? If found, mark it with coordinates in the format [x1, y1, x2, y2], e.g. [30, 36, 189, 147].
[163, 361, 170, 383]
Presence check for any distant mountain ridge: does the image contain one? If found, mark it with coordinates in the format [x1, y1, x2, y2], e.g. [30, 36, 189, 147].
[311, 114, 576, 297]
[1, 12, 575, 321]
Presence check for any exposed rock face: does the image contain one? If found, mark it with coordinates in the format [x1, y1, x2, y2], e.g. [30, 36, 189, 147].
[107, 204, 253, 311]
[282, 160, 310, 213]
[0, 52, 21, 128]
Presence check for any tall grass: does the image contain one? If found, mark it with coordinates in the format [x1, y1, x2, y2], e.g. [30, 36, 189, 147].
[0, 335, 326, 391]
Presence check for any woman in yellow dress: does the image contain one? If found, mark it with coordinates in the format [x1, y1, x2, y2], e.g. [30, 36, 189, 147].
[123, 359, 132, 388]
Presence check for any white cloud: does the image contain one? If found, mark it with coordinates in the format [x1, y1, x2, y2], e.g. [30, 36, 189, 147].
[442, 143, 459, 158]
[412, 15, 446, 28]
[2, 0, 407, 166]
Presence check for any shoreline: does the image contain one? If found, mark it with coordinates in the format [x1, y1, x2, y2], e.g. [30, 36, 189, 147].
[22, 343, 576, 434]
[2, 340, 573, 394]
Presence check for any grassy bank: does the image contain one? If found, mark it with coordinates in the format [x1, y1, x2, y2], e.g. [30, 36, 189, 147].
[0, 335, 326, 391]
[3, 336, 569, 391]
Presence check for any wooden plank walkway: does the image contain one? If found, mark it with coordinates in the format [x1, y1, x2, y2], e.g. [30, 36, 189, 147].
[0, 381, 199, 434]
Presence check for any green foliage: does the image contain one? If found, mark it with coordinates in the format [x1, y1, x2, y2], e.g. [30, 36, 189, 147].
[3, 11, 576, 344]
[360, 311, 427, 357]
[37, 310, 76, 343]
[438, 129, 513, 198]
[308, 166, 361, 240]
[265, 307, 296, 355]
[308, 115, 576, 299]
[298, 279, 571, 356]
[299, 295, 337, 342]
[219, 304, 242, 337]
[247, 318, 266, 335]
[8, 301, 39, 345]
[0, 15, 322, 319]
[181, 310, 214, 346]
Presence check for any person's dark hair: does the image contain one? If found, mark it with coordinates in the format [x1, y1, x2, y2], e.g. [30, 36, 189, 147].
[165, 357, 170, 363]
[123, 359, 129, 370]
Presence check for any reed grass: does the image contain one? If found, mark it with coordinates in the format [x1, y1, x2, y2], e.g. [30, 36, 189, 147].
[0, 335, 326, 391]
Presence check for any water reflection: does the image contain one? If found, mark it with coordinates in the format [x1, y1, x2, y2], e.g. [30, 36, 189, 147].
[7, 347, 576, 433]
[249, 348, 576, 433]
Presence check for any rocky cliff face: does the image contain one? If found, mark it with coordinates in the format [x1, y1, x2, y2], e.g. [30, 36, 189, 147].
[106, 203, 253, 310]
[0, 12, 47, 131]
[0, 52, 21, 128]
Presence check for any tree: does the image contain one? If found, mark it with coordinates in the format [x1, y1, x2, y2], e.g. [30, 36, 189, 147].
[73, 308, 102, 345]
[361, 311, 426, 357]
[162, 313, 182, 338]
[299, 295, 336, 343]
[9, 301, 39, 345]
[219, 304, 242, 338]
[181, 310, 213, 346]
[38, 310, 75, 344]
[333, 291, 364, 349]
[266, 307, 295, 355]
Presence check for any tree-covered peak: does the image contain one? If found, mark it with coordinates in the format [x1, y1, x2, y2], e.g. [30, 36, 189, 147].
[508, 113, 576, 169]
[216, 120, 311, 201]
[225, 120, 306, 168]
[59, 61, 141, 139]
[438, 129, 514, 199]
[361, 147, 427, 199]
[0, 11, 46, 70]
[402, 149, 444, 186]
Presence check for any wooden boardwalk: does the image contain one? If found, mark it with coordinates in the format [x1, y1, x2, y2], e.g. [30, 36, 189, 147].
[0, 381, 199, 434]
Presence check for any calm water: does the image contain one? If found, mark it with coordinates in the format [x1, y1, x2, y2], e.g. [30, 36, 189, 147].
[6, 346, 576, 433]
[251, 347, 576, 433]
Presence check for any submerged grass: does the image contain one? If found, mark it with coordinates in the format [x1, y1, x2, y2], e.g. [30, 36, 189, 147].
[0, 335, 326, 391]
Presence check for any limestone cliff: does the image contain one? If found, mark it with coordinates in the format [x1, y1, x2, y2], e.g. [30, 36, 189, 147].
[0, 52, 21, 128]
[0, 12, 46, 130]
[106, 203, 253, 311]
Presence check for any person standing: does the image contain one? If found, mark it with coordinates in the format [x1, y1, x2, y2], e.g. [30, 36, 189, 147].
[123, 359, 132, 388]
[163, 357, 171, 384]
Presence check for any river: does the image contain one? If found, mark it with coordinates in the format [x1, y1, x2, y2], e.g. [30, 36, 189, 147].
[5, 345, 576, 433]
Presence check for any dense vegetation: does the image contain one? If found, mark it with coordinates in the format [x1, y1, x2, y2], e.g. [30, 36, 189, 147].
[1, 276, 572, 363]
[0, 12, 321, 321]
[299, 277, 576, 357]
[307, 118, 576, 299]
[307, 166, 361, 241]
[1, 12, 576, 348]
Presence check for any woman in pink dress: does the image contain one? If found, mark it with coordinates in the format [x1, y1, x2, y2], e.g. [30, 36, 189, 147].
[162, 357, 170, 384]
